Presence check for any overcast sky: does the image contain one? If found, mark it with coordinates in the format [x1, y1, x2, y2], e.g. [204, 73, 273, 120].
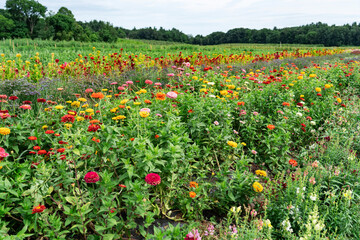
[2, 0, 360, 36]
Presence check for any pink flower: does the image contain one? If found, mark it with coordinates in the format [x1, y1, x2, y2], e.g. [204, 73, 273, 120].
[309, 177, 316, 185]
[251, 150, 257, 155]
[184, 62, 191, 67]
[185, 229, 201, 240]
[145, 80, 153, 85]
[118, 86, 125, 91]
[110, 82, 118, 85]
[19, 104, 31, 110]
[0, 147, 9, 158]
[85, 88, 94, 93]
[0, 95, 7, 99]
[84, 171, 100, 183]
[166, 91, 178, 99]
[167, 73, 175, 77]
[214, 121, 219, 126]
[154, 82, 162, 86]
[140, 108, 151, 113]
[253, 111, 259, 116]
[145, 173, 161, 185]
[126, 81, 133, 85]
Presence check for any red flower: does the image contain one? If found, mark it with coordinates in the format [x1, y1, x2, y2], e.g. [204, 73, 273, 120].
[301, 127, 306, 132]
[119, 184, 127, 188]
[289, 159, 298, 167]
[9, 96, 18, 100]
[45, 130, 54, 134]
[23, 100, 32, 104]
[32, 204, 46, 214]
[237, 101, 245, 106]
[297, 103, 303, 107]
[130, 138, 135, 141]
[87, 124, 101, 132]
[61, 114, 75, 123]
[267, 124, 275, 130]
[155, 134, 160, 139]
[37, 150, 47, 155]
[145, 173, 161, 186]
[188, 109, 194, 113]
[57, 148, 65, 153]
[84, 171, 100, 183]
[54, 133, 61, 137]
[301, 123, 306, 127]
[37, 98, 46, 103]
[60, 155, 66, 160]
[28, 136, 37, 141]
[33, 146, 41, 150]
[317, 93, 322, 96]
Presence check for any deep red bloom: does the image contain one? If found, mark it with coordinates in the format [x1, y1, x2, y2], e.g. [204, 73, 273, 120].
[301, 123, 306, 128]
[188, 109, 194, 113]
[60, 155, 66, 160]
[87, 124, 101, 132]
[23, 100, 32, 104]
[33, 146, 41, 150]
[28, 136, 37, 141]
[297, 103, 303, 107]
[84, 171, 100, 183]
[45, 130, 54, 134]
[61, 114, 75, 123]
[37, 98, 46, 103]
[145, 173, 161, 185]
[317, 93, 322, 96]
[301, 127, 306, 132]
[32, 204, 46, 214]
[9, 96, 18, 101]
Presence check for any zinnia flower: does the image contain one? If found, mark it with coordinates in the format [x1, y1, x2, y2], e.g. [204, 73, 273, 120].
[155, 92, 166, 101]
[91, 92, 104, 99]
[166, 91, 178, 99]
[189, 191, 197, 198]
[32, 204, 46, 214]
[255, 170, 267, 177]
[0, 147, 9, 158]
[0, 128, 10, 135]
[227, 141, 238, 148]
[139, 111, 150, 118]
[189, 181, 198, 188]
[253, 182, 263, 192]
[267, 124, 275, 130]
[84, 171, 100, 183]
[145, 173, 161, 185]
[289, 159, 298, 167]
[87, 124, 101, 132]
[19, 104, 31, 110]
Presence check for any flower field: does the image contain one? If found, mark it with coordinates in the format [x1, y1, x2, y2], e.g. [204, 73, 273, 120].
[1, 43, 360, 239]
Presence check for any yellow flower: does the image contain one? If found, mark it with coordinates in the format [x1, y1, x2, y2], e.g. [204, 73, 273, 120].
[0, 128, 10, 135]
[64, 124, 72, 129]
[126, 106, 131, 110]
[16, 53, 21, 58]
[300, 95, 304, 98]
[255, 170, 267, 177]
[297, 75, 303, 80]
[337, 98, 342, 103]
[133, 102, 141, 105]
[324, 84, 331, 89]
[289, 83, 294, 87]
[220, 90, 228, 96]
[120, 99, 129, 105]
[192, 76, 198, 80]
[55, 105, 64, 110]
[106, 95, 112, 98]
[78, 98, 87, 102]
[309, 74, 317, 78]
[140, 89, 147, 94]
[71, 101, 80, 107]
[227, 85, 236, 90]
[102, 89, 108, 92]
[42, 125, 48, 129]
[315, 87, 321, 92]
[112, 115, 126, 120]
[66, 100, 72, 104]
[227, 141, 238, 148]
[110, 107, 118, 113]
[85, 108, 94, 113]
[77, 116, 85, 121]
[139, 111, 150, 118]
[200, 88, 207, 93]
[44, 108, 52, 112]
[253, 182, 263, 192]
[94, 103, 99, 107]
[82, 104, 89, 108]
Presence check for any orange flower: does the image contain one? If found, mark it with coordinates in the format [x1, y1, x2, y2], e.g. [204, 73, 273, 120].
[144, 99, 152, 104]
[118, 105, 126, 109]
[189, 181, 198, 188]
[237, 101, 245, 106]
[155, 92, 166, 101]
[282, 102, 290, 106]
[91, 92, 104, 99]
[267, 124, 275, 130]
[289, 159, 298, 167]
[189, 191, 196, 198]
[89, 119, 100, 124]
[130, 138, 135, 141]
[155, 134, 160, 139]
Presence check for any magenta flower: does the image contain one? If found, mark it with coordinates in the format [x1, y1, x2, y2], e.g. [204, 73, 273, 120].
[0, 147, 9, 158]
[84, 171, 100, 183]
[126, 81, 133, 85]
[118, 86, 125, 91]
[167, 73, 175, 77]
[145, 173, 161, 186]
[145, 80, 153, 85]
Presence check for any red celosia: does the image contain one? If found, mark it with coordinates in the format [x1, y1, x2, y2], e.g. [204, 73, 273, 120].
[84, 171, 100, 183]
[61, 114, 75, 123]
[145, 173, 161, 186]
[32, 204, 46, 214]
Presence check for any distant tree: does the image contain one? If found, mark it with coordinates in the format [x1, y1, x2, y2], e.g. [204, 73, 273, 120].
[5, 0, 47, 37]
[0, 14, 15, 38]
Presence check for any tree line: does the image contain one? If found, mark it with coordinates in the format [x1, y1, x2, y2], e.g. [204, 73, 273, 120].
[1, 0, 360, 46]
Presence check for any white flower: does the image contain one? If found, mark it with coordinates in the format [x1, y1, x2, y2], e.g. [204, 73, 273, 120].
[318, 127, 323, 131]
[310, 193, 317, 201]
[296, 112, 303, 117]
[207, 82, 215, 85]
[311, 129, 316, 133]
[310, 121, 316, 125]
[208, 94, 216, 98]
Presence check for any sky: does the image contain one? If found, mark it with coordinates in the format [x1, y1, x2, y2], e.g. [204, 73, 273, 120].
[2, 0, 360, 36]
